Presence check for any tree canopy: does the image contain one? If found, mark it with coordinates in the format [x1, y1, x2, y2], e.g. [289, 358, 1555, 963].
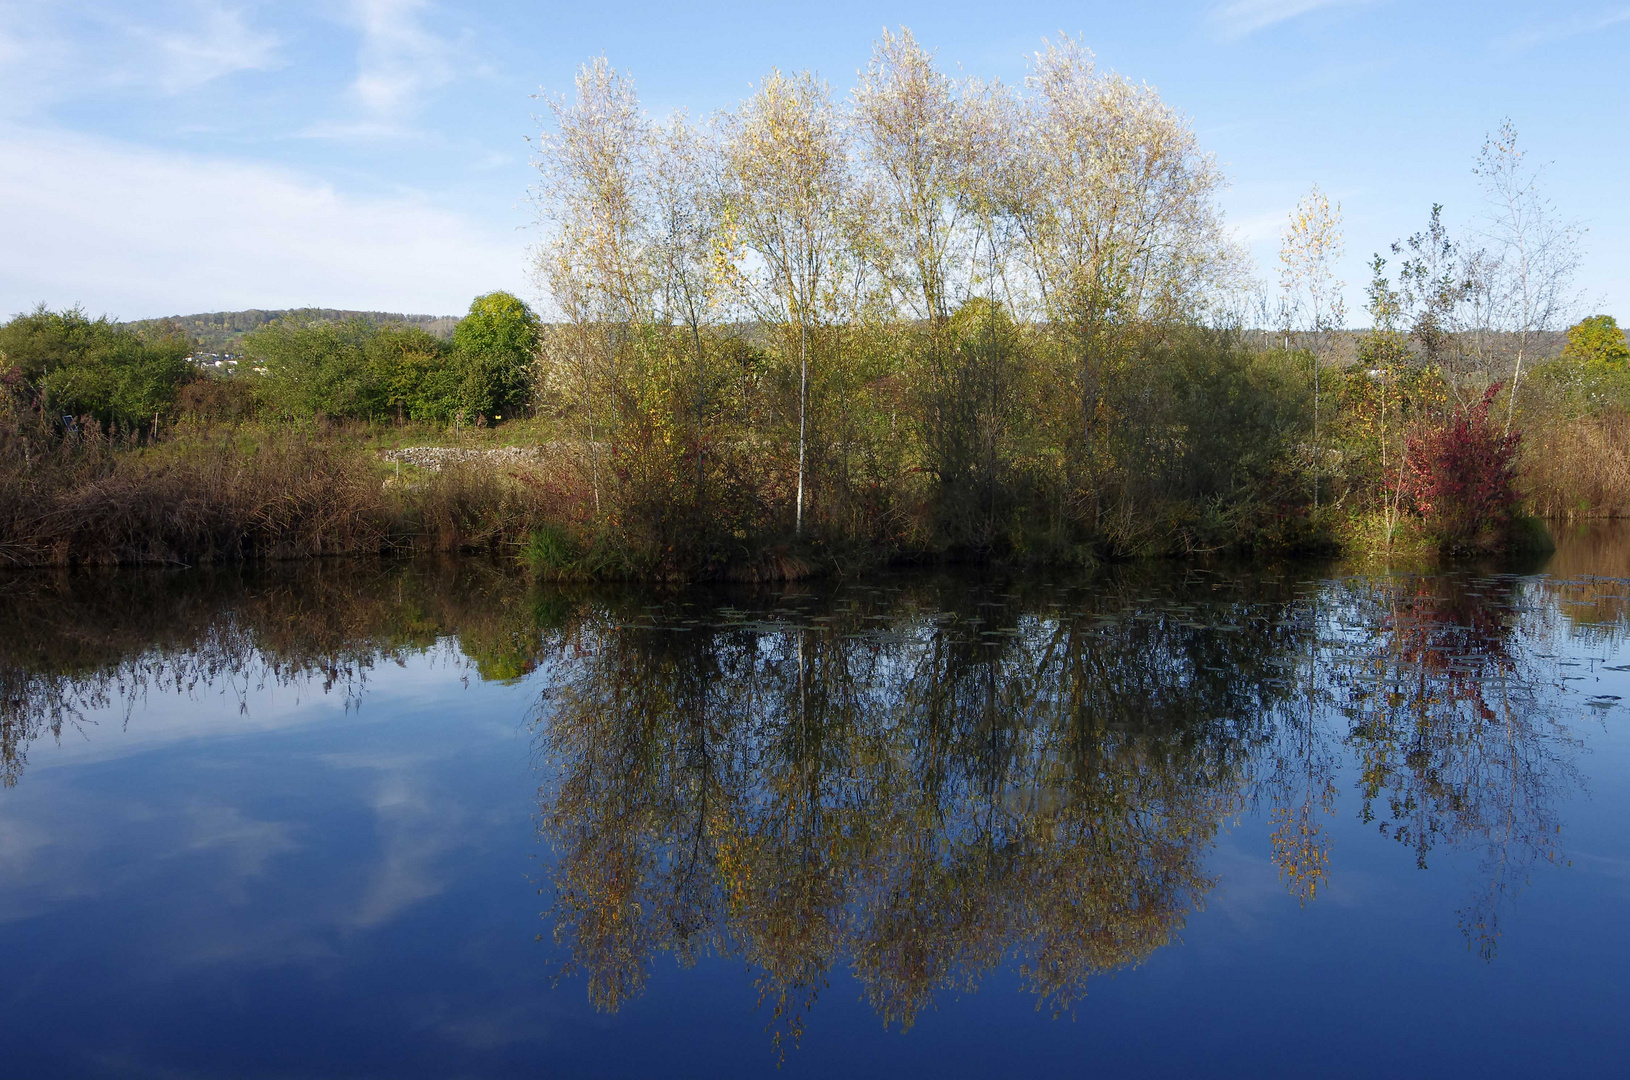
[0, 305, 193, 430]
[242, 295, 539, 424]
[451, 291, 540, 420]
[1561, 315, 1629, 367]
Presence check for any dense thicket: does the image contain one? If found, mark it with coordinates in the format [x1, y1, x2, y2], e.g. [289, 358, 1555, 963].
[247, 291, 538, 425]
[0, 406, 570, 567]
[530, 33, 1266, 572]
[0, 293, 538, 432]
[0, 305, 194, 433]
[520, 33, 1596, 574]
[0, 293, 554, 569]
[1517, 315, 1630, 519]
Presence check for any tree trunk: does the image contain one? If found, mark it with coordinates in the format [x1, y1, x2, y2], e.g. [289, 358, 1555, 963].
[796, 319, 807, 535]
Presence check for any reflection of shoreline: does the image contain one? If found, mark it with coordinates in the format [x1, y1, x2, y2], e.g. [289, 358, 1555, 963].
[0, 557, 1605, 1039]
[0, 561, 538, 787]
[533, 568, 1590, 1039]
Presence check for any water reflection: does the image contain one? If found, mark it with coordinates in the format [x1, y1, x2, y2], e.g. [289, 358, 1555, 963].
[533, 572, 1299, 1043]
[531, 565, 1599, 1039]
[1324, 573, 1578, 956]
[0, 546, 1621, 1046]
[0, 561, 574, 786]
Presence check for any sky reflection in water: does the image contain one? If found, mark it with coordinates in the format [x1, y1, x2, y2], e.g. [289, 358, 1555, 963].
[2, 533, 1629, 1077]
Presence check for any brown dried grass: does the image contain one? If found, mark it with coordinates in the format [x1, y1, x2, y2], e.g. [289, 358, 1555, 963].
[0, 411, 581, 567]
[1522, 410, 1630, 520]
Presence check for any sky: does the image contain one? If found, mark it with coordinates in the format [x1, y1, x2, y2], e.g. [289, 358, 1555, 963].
[1, 0, 1626, 323]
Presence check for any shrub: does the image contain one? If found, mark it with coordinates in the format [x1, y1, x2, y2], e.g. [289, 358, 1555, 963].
[366, 326, 459, 422]
[1402, 384, 1521, 552]
[242, 296, 537, 426]
[245, 318, 377, 421]
[0, 305, 194, 431]
[451, 292, 538, 422]
[1561, 315, 1629, 366]
[520, 524, 580, 577]
[176, 375, 257, 425]
[0, 411, 393, 565]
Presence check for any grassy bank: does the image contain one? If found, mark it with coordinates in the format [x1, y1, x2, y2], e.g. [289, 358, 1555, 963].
[9, 309, 1630, 577]
[0, 400, 1568, 577]
[0, 416, 570, 568]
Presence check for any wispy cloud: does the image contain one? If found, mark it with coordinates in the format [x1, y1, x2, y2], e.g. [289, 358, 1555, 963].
[350, 771, 463, 929]
[1496, 6, 1630, 53]
[349, 0, 456, 117]
[129, 2, 282, 93]
[1230, 207, 1293, 245]
[0, 125, 522, 318]
[0, 1, 280, 113]
[295, 118, 422, 141]
[1211, 0, 1357, 41]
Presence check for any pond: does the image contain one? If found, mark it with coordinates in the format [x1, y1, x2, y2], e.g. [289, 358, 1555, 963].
[2, 528, 1628, 1077]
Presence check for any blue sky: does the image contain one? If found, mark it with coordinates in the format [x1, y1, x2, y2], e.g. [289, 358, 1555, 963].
[2, 0, 1626, 323]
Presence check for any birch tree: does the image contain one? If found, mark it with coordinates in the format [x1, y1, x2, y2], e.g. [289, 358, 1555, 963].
[1279, 185, 1346, 509]
[1009, 37, 1231, 492]
[719, 69, 849, 534]
[1473, 118, 1583, 432]
[651, 111, 724, 494]
[534, 57, 652, 323]
[533, 56, 654, 513]
[851, 27, 971, 329]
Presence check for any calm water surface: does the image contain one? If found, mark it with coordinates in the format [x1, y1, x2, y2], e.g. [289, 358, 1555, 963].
[3, 530, 1629, 1077]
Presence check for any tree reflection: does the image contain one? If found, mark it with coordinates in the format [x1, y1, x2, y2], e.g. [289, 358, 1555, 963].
[534, 566, 1605, 1036]
[0, 554, 1613, 1038]
[1328, 571, 1579, 957]
[0, 561, 578, 787]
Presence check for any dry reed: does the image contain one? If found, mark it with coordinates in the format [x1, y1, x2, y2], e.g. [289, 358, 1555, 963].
[1522, 411, 1630, 520]
[0, 413, 571, 567]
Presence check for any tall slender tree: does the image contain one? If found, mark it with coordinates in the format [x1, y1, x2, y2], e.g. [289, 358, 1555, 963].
[719, 69, 850, 534]
[533, 56, 654, 514]
[1473, 118, 1582, 433]
[1008, 37, 1232, 509]
[1279, 185, 1347, 510]
[651, 111, 725, 497]
[852, 27, 972, 330]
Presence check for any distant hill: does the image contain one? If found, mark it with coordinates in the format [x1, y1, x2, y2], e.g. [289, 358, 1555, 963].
[1242, 328, 1566, 368]
[124, 308, 461, 352]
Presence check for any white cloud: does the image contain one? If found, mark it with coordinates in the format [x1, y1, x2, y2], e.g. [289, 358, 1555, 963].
[0, 126, 525, 319]
[350, 0, 456, 117]
[350, 771, 464, 929]
[1229, 207, 1293, 245]
[1496, 6, 1630, 53]
[1211, 0, 1357, 41]
[129, 2, 283, 93]
[0, 1, 280, 112]
[0, 3, 75, 117]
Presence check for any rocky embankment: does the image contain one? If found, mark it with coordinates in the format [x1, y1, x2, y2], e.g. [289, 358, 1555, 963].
[381, 446, 547, 471]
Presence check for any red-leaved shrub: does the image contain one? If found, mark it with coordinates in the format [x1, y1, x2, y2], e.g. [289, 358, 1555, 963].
[1403, 384, 1522, 552]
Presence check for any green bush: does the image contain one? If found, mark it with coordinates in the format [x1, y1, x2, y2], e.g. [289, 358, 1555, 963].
[366, 326, 461, 422]
[245, 317, 377, 421]
[0, 305, 194, 431]
[520, 523, 581, 578]
[452, 291, 539, 421]
[242, 293, 539, 425]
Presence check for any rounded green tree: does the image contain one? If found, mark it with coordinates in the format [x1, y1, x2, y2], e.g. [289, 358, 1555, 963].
[1561, 315, 1629, 367]
[452, 292, 540, 422]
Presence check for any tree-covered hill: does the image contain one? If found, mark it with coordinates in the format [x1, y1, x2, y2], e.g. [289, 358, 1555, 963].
[124, 309, 460, 351]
